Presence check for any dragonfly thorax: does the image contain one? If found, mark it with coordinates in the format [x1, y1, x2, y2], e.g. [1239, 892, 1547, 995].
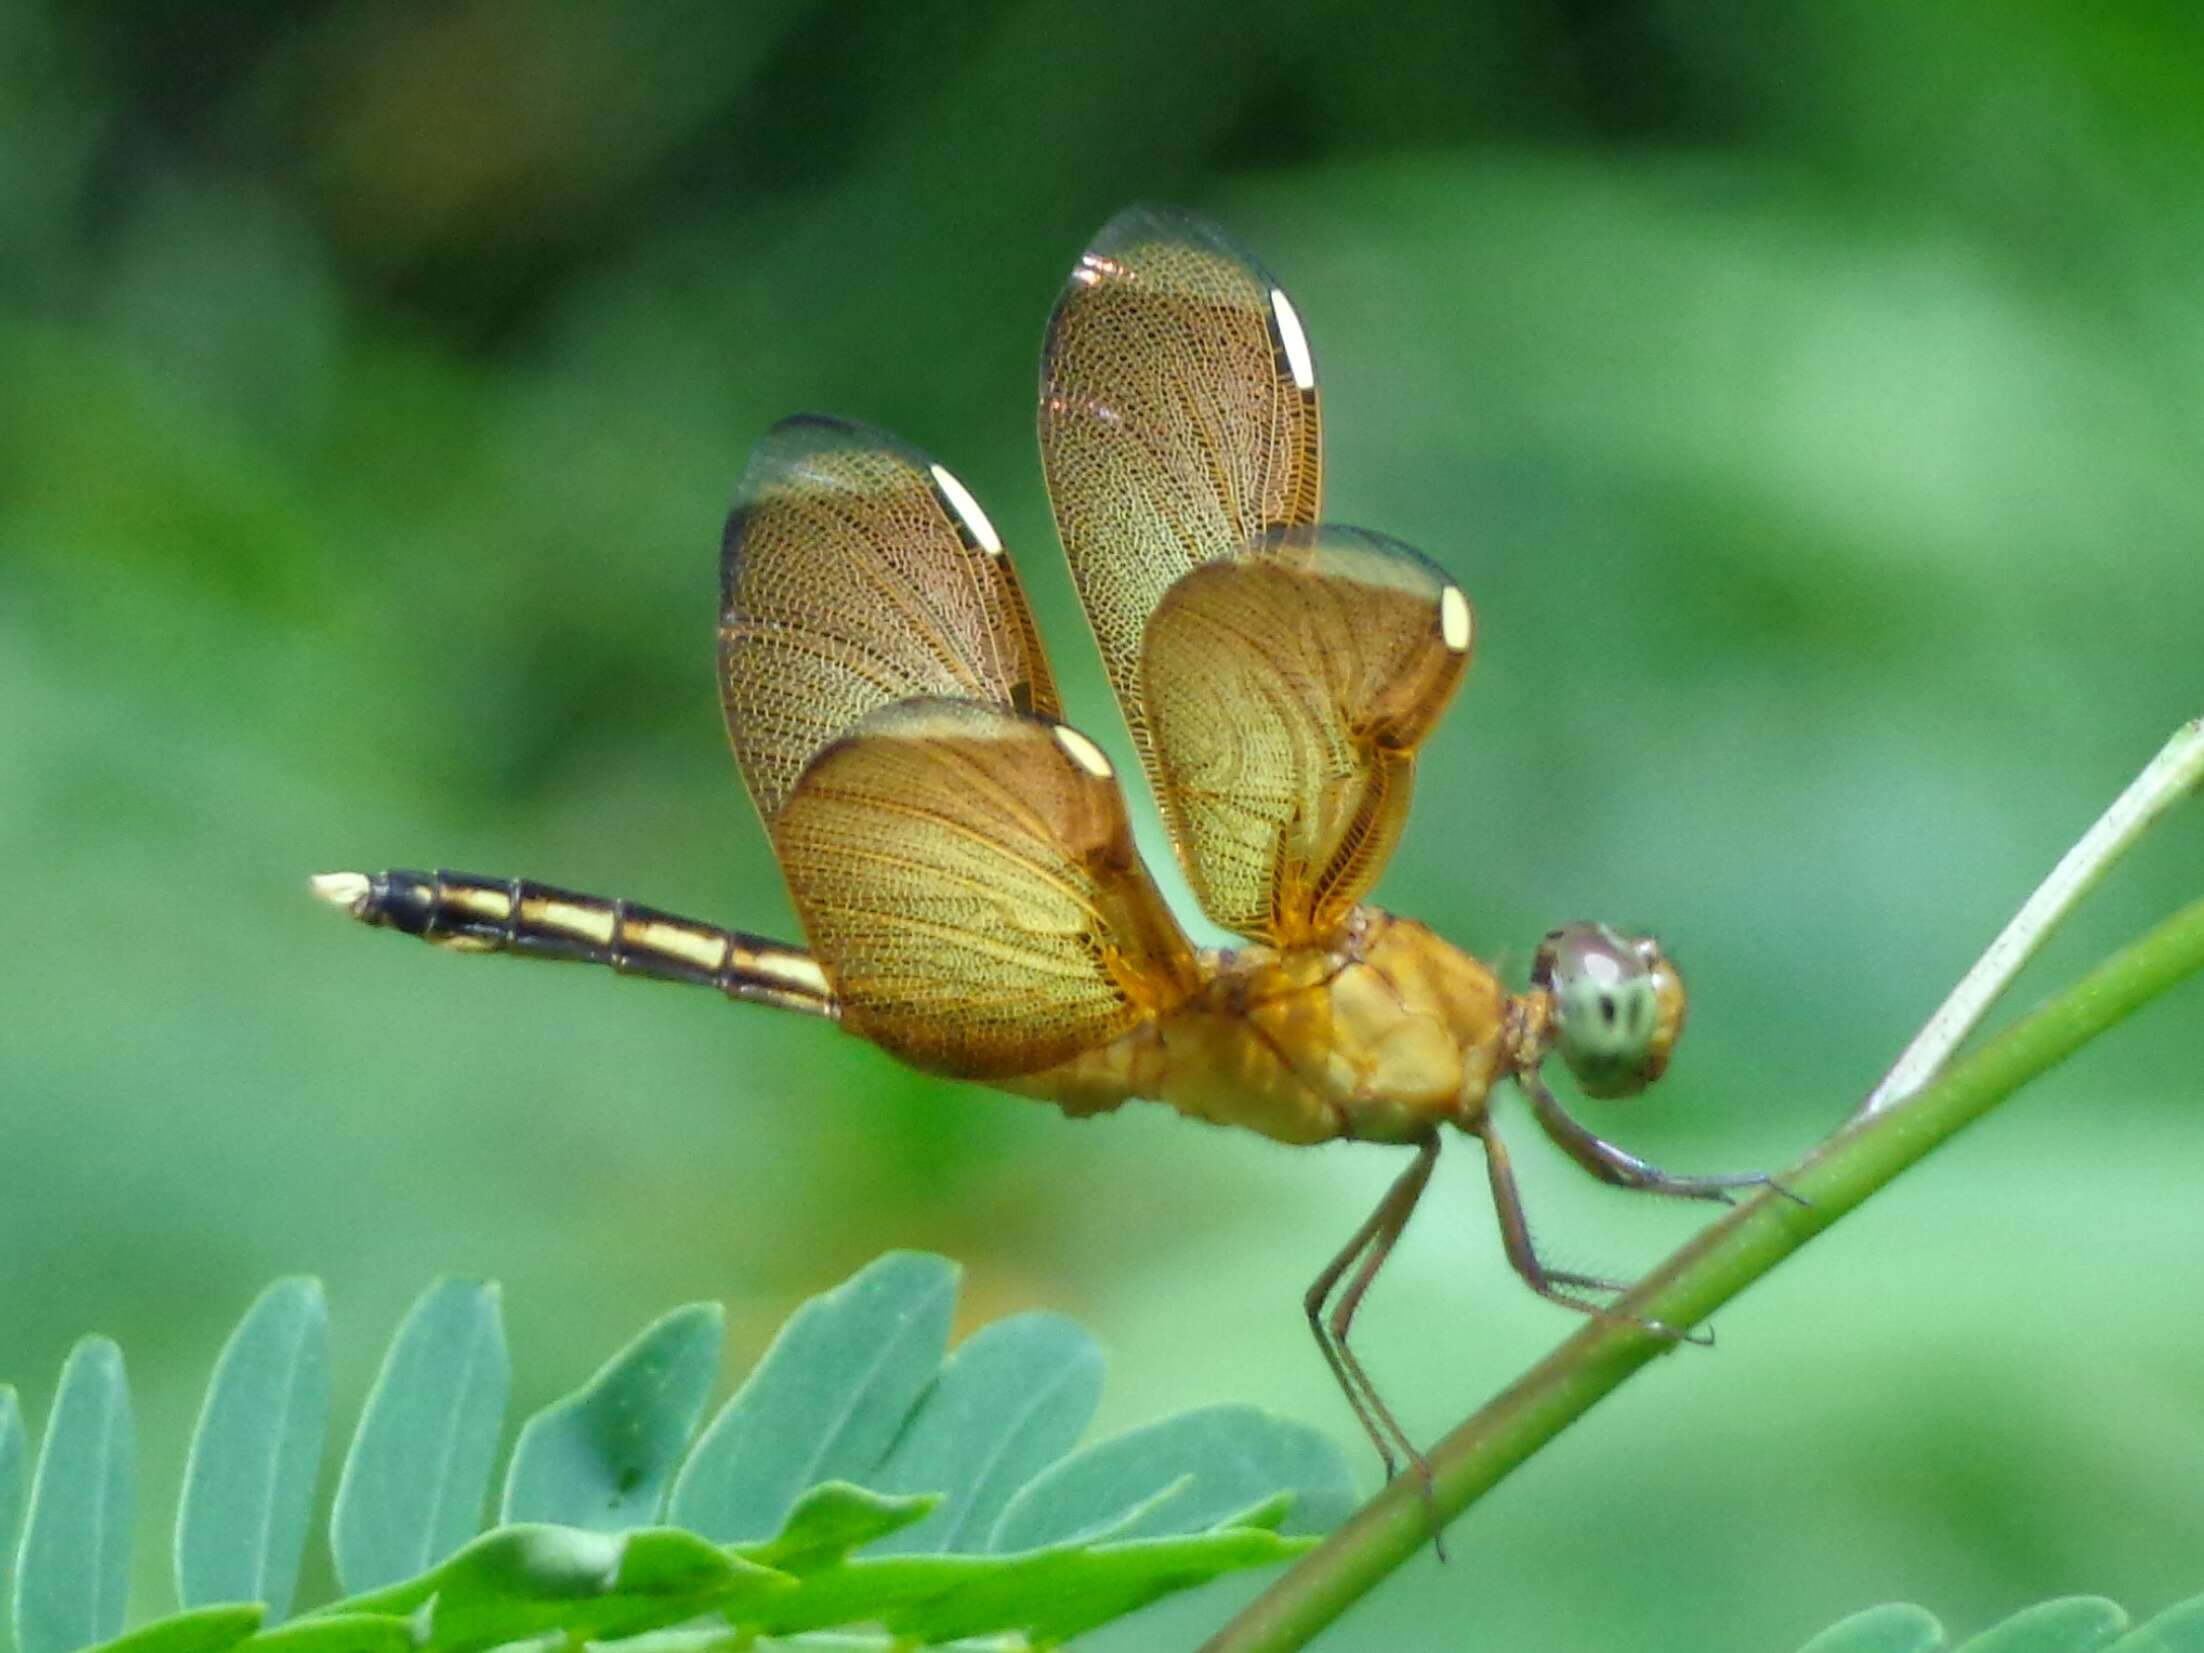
[1004, 907, 1522, 1146]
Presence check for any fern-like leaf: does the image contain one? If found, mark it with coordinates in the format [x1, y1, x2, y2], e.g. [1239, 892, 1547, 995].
[9, 1254, 1350, 1652]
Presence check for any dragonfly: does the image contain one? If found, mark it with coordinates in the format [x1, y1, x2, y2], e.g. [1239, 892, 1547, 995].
[315, 205, 1785, 1485]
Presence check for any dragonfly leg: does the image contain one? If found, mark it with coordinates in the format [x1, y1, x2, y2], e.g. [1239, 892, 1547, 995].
[1476, 1121, 1710, 1347]
[1304, 1136, 1439, 1491]
[1520, 1070, 1803, 1206]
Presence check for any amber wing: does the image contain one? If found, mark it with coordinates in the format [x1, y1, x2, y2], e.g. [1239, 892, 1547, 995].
[1038, 206, 1322, 789]
[1139, 527, 1472, 944]
[772, 698, 1198, 1078]
[720, 414, 1059, 824]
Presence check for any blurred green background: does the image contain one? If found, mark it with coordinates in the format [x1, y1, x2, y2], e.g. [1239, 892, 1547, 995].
[4, 2, 2202, 1646]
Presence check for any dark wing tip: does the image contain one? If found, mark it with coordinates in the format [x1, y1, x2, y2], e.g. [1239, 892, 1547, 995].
[753, 411, 927, 469]
[1084, 203, 1281, 288]
[723, 413, 947, 601]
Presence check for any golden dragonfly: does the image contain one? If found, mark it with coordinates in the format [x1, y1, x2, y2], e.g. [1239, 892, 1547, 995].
[317, 205, 1784, 1483]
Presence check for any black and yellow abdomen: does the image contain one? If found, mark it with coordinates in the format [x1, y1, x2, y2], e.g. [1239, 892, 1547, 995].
[314, 870, 834, 1018]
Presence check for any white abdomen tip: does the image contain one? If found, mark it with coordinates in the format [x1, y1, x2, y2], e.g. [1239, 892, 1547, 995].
[308, 871, 372, 913]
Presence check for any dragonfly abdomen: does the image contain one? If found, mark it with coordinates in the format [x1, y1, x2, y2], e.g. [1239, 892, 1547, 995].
[312, 869, 835, 1017]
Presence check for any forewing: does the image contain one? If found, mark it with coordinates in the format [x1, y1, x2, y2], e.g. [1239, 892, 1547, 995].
[1139, 527, 1472, 945]
[1038, 205, 1321, 788]
[720, 415, 1060, 824]
[772, 698, 1198, 1078]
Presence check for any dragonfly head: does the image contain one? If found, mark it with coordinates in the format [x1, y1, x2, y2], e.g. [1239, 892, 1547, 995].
[1531, 922, 1687, 1099]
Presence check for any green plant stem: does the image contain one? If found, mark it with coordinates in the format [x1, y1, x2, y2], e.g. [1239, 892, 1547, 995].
[1203, 893, 2204, 1653]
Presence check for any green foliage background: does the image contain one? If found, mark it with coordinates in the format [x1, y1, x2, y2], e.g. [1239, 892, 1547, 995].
[3, 3, 2201, 1647]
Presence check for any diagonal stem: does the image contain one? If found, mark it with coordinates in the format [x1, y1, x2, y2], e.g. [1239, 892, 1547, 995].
[1202, 890, 2204, 1653]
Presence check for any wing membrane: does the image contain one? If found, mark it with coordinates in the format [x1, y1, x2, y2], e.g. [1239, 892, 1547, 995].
[1140, 527, 1472, 944]
[1038, 206, 1321, 790]
[720, 415, 1059, 824]
[772, 698, 1197, 1078]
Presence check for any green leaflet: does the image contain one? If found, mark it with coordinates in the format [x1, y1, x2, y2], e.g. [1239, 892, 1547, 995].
[866, 1310, 1104, 1555]
[500, 1302, 722, 1532]
[175, 1278, 330, 1617]
[667, 1251, 956, 1543]
[14, 1337, 135, 1653]
[1954, 1598, 2129, 1653]
[735, 1523, 1310, 1645]
[734, 1483, 940, 1571]
[722, 1481, 1309, 1645]
[1799, 1605, 1950, 1653]
[0, 1386, 24, 1653]
[890, 1525, 1308, 1646]
[84, 1606, 263, 1653]
[329, 1279, 509, 1594]
[989, 1402, 1355, 1550]
[321, 1525, 787, 1649]
[237, 1613, 416, 1653]
[2109, 1594, 2204, 1653]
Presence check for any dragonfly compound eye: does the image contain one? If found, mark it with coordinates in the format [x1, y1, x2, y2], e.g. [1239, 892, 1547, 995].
[1532, 921, 1689, 1099]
